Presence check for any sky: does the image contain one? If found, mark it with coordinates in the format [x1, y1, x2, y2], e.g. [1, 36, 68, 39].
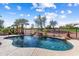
[0, 3, 79, 28]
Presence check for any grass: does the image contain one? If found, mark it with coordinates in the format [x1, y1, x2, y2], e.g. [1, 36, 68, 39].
[62, 28, 79, 32]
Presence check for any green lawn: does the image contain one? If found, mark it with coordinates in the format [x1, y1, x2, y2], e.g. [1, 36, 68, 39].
[62, 28, 79, 32]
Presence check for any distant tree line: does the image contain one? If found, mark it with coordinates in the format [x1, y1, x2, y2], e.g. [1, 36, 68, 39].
[0, 15, 77, 35]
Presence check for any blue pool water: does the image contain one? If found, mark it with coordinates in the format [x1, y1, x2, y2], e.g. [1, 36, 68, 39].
[6, 36, 73, 51]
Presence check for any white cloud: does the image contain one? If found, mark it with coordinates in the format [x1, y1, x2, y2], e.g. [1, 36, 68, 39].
[4, 5, 11, 10]
[20, 14, 24, 17]
[58, 19, 79, 27]
[32, 3, 56, 12]
[61, 10, 65, 14]
[25, 14, 30, 17]
[40, 3, 56, 9]
[57, 22, 67, 27]
[17, 6, 21, 10]
[67, 10, 72, 14]
[32, 3, 38, 8]
[74, 3, 79, 6]
[27, 20, 35, 28]
[27, 14, 30, 17]
[36, 8, 44, 12]
[3, 18, 14, 27]
[68, 3, 79, 7]
[8, 12, 16, 15]
[68, 3, 72, 7]
[20, 14, 30, 17]
[34, 16, 37, 19]
[44, 12, 58, 26]
[32, 3, 56, 9]
[74, 3, 78, 6]
[45, 12, 57, 20]
[59, 15, 66, 19]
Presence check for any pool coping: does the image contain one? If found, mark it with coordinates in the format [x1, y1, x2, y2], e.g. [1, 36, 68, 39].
[0, 35, 79, 56]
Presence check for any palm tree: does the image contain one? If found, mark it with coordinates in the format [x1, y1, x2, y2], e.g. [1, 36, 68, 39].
[34, 15, 46, 31]
[10, 24, 16, 34]
[50, 20, 57, 30]
[14, 18, 29, 35]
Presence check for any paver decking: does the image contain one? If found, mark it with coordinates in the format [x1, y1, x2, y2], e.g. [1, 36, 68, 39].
[0, 35, 79, 56]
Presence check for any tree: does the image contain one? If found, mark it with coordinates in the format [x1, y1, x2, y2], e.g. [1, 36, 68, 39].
[10, 24, 16, 34]
[42, 16, 46, 28]
[0, 15, 4, 29]
[60, 24, 75, 29]
[34, 15, 46, 31]
[14, 18, 29, 34]
[65, 24, 75, 28]
[46, 25, 51, 29]
[0, 20, 4, 28]
[50, 20, 57, 29]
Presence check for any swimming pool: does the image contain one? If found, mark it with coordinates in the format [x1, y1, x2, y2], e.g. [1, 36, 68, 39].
[5, 35, 73, 51]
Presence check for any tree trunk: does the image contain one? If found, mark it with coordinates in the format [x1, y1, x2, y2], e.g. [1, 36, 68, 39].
[53, 26, 55, 31]
[16, 25, 19, 34]
[40, 24, 43, 31]
[13, 26, 15, 34]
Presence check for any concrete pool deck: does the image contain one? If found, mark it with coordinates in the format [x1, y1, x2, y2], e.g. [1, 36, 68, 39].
[0, 35, 79, 56]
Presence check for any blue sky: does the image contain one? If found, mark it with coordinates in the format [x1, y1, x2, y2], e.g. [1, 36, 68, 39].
[0, 3, 79, 27]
